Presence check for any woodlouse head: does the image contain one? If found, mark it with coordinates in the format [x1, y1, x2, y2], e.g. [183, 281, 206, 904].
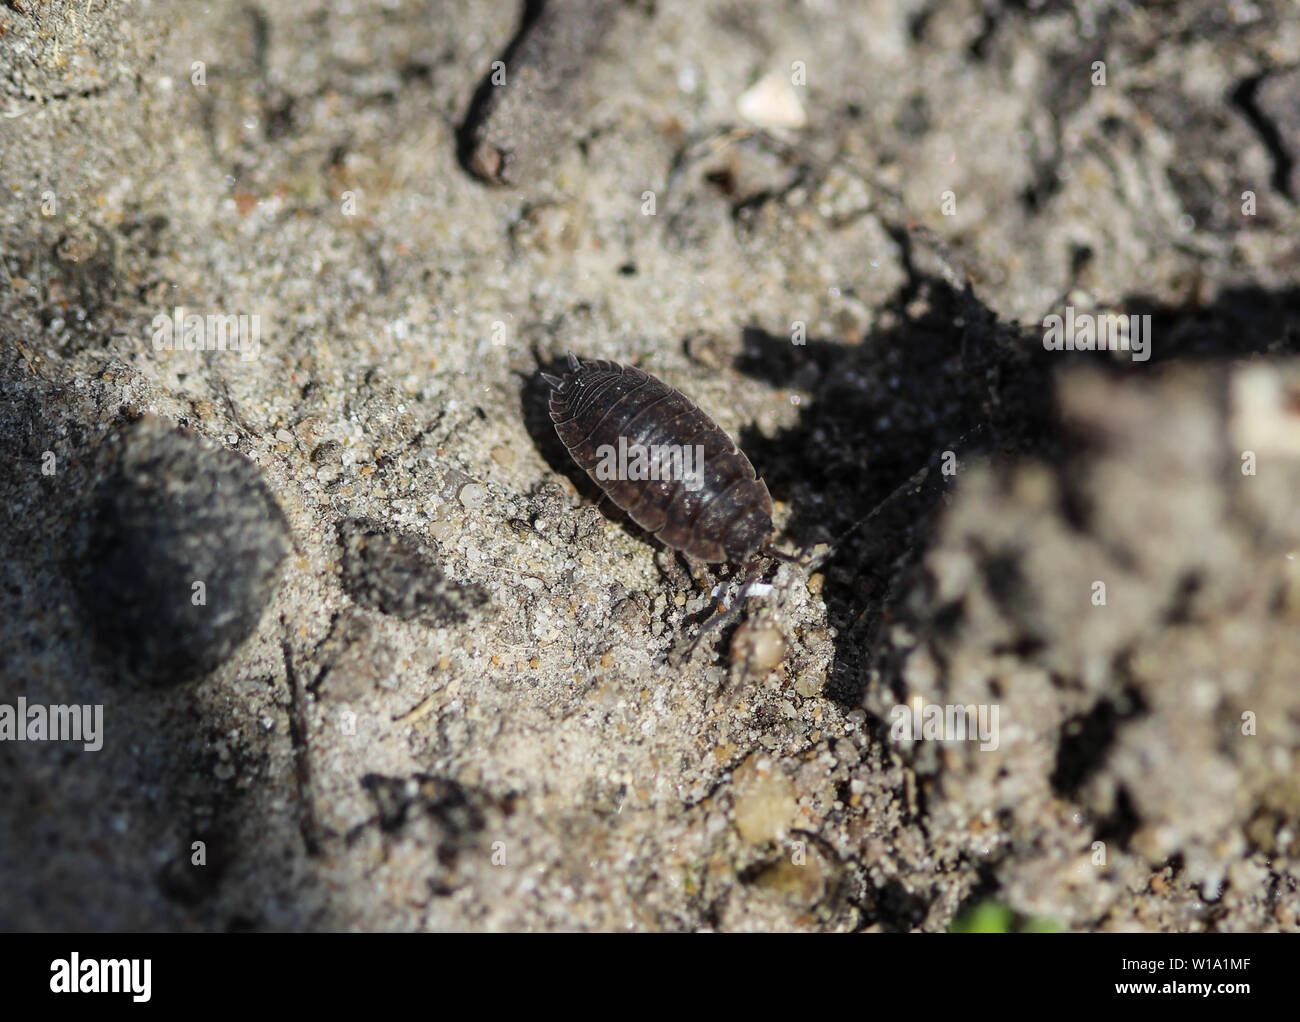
[717, 497, 778, 563]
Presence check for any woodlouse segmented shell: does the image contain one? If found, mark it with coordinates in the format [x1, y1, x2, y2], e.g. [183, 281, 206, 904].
[544, 355, 775, 563]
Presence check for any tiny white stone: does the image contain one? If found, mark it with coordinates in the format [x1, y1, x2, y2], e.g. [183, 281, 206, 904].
[737, 72, 806, 130]
[459, 483, 489, 508]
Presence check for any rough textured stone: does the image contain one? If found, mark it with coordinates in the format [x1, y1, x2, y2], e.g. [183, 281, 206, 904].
[3, 0, 1300, 932]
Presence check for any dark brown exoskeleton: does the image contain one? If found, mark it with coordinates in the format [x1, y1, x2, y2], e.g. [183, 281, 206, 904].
[543, 353, 790, 565]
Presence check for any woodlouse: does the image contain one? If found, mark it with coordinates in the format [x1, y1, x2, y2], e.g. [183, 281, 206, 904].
[543, 354, 783, 564]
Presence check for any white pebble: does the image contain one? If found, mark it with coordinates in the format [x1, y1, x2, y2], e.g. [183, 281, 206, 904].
[459, 483, 489, 508]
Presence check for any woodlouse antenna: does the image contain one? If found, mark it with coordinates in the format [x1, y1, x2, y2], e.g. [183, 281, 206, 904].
[801, 423, 989, 574]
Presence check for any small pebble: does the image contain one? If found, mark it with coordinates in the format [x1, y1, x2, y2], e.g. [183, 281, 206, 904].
[737, 71, 807, 131]
[458, 483, 489, 508]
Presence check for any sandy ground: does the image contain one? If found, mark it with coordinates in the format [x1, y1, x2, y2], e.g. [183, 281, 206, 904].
[2, 0, 1300, 931]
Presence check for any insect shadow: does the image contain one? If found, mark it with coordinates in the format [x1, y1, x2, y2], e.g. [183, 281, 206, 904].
[732, 281, 1021, 707]
[734, 277, 1300, 710]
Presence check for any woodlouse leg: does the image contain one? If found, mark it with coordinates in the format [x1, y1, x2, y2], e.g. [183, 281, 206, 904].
[763, 542, 808, 565]
[668, 594, 742, 669]
[653, 548, 693, 590]
[682, 552, 716, 589]
[667, 556, 770, 668]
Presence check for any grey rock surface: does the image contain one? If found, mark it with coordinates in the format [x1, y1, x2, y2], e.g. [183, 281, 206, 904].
[2, 0, 1299, 931]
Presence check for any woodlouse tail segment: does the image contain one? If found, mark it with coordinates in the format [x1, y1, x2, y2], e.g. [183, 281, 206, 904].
[539, 353, 582, 392]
